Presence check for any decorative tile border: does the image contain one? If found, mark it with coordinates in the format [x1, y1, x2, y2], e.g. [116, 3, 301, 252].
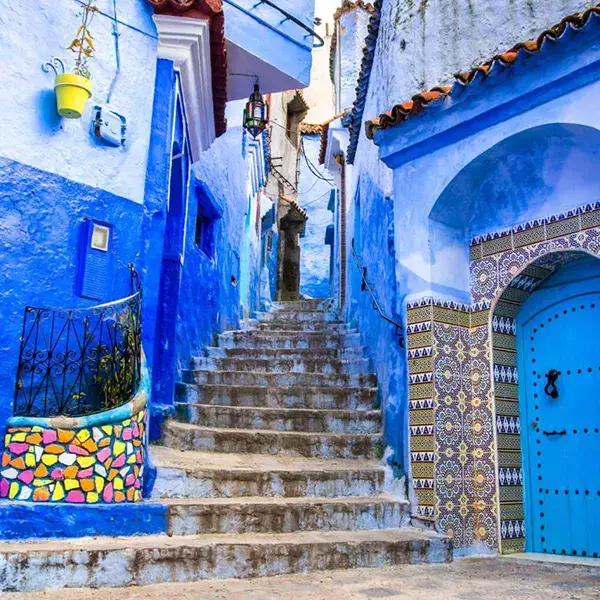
[470, 201, 600, 248]
[405, 204, 600, 553]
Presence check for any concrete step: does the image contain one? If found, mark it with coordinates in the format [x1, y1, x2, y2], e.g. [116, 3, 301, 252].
[257, 310, 339, 321]
[256, 311, 340, 323]
[218, 330, 361, 350]
[164, 494, 408, 535]
[175, 403, 381, 433]
[251, 321, 348, 332]
[186, 370, 377, 388]
[193, 356, 370, 375]
[177, 383, 377, 410]
[205, 346, 365, 360]
[271, 299, 332, 311]
[161, 421, 382, 459]
[0, 528, 452, 592]
[151, 447, 386, 499]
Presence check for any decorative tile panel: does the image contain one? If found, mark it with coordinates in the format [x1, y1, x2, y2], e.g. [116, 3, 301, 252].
[405, 204, 600, 554]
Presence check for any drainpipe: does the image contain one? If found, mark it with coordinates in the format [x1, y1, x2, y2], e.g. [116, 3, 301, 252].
[335, 153, 346, 311]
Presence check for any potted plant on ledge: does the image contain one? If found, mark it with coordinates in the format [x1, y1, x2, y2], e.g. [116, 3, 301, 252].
[54, 0, 97, 119]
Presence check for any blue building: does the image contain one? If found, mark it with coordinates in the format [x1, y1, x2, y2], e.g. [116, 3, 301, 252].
[0, 0, 315, 518]
[321, 0, 600, 558]
[2, 0, 600, 592]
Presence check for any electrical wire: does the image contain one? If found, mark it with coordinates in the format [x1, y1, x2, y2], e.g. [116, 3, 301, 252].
[297, 176, 322, 195]
[301, 188, 333, 208]
[106, 0, 121, 104]
[73, 0, 157, 39]
[301, 148, 334, 185]
[300, 137, 334, 184]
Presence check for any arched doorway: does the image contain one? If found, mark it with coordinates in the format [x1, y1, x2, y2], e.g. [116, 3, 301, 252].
[490, 250, 600, 556]
[516, 254, 600, 558]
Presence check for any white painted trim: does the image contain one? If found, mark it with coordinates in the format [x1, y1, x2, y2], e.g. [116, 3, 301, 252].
[153, 15, 216, 158]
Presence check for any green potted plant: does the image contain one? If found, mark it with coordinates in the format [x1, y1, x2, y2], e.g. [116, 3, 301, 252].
[54, 0, 97, 118]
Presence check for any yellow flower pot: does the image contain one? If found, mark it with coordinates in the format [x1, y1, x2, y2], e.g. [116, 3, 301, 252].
[54, 73, 92, 119]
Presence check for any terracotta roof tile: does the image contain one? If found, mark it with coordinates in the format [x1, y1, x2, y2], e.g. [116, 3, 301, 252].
[147, 0, 222, 15]
[318, 110, 350, 164]
[333, 0, 374, 22]
[280, 195, 308, 219]
[300, 123, 324, 135]
[288, 90, 310, 114]
[365, 4, 600, 140]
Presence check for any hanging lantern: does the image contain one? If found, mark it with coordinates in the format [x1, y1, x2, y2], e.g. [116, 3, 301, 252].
[243, 83, 268, 138]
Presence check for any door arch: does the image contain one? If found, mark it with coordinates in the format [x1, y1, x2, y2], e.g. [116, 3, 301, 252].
[516, 255, 600, 558]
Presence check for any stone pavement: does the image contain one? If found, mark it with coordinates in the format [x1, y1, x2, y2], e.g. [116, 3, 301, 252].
[2, 557, 599, 599]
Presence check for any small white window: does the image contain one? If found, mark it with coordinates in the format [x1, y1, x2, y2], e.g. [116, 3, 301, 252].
[91, 224, 110, 251]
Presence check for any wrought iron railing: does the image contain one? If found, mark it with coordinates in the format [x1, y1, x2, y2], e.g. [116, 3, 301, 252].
[13, 265, 142, 418]
[351, 240, 405, 348]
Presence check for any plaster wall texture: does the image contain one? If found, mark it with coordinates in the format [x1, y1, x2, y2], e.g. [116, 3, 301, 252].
[336, 8, 371, 112]
[175, 125, 263, 369]
[345, 177, 407, 472]
[266, 91, 302, 201]
[387, 81, 600, 303]
[0, 2, 158, 442]
[298, 134, 333, 298]
[352, 3, 600, 553]
[0, 0, 157, 205]
[0, 158, 146, 449]
[362, 0, 596, 129]
[301, 0, 337, 124]
[340, 0, 600, 466]
[349, 0, 600, 285]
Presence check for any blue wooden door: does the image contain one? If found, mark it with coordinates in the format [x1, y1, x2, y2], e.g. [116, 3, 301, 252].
[517, 256, 600, 558]
[152, 91, 190, 408]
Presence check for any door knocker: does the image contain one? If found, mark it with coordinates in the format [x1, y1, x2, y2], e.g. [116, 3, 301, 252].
[544, 369, 561, 399]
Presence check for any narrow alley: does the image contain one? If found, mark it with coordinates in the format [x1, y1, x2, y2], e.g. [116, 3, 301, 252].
[0, 0, 599, 597]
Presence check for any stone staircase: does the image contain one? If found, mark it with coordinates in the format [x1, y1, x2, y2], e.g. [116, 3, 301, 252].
[0, 300, 451, 592]
[150, 299, 451, 576]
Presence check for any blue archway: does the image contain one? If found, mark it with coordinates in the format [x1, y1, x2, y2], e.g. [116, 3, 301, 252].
[428, 123, 600, 302]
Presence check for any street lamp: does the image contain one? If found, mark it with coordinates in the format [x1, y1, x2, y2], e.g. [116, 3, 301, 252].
[243, 83, 268, 138]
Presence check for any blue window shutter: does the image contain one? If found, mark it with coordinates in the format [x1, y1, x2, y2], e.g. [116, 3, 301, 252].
[76, 219, 113, 301]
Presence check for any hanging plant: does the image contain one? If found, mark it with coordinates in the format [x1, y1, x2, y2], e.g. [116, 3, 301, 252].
[53, 0, 97, 118]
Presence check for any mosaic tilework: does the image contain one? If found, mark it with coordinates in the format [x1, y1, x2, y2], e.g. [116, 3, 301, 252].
[406, 300, 435, 518]
[434, 321, 497, 550]
[0, 409, 146, 503]
[405, 203, 600, 553]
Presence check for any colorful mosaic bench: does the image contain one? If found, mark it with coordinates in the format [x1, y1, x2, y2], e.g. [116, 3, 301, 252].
[0, 371, 149, 505]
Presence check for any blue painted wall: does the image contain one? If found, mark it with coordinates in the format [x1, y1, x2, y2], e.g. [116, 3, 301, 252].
[338, 2, 600, 475]
[175, 126, 251, 364]
[223, 0, 315, 94]
[141, 59, 177, 378]
[344, 173, 407, 474]
[299, 134, 333, 299]
[0, 1, 158, 449]
[0, 0, 157, 204]
[0, 502, 167, 540]
[335, 8, 371, 113]
[174, 114, 267, 374]
[0, 159, 145, 448]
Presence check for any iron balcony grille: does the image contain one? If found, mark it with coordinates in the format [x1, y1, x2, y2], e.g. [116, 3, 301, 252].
[13, 270, 142, 419]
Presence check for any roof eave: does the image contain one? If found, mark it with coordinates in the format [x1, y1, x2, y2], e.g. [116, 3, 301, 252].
[374, 21, 600, 169]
